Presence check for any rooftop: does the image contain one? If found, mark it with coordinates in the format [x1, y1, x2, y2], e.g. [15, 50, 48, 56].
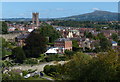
[55, 38, 71, 42]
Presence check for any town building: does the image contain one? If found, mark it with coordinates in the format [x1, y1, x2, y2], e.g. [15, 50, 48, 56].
[54, 38, 72, 54]
[32, 12, 39, 28]
[15, 34, 29, 46]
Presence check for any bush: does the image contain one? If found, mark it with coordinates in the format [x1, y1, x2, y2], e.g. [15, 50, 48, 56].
[2, 61, 14, 67]
[2, 70, 24, 80]
[33, 75, 39, 78]
[44, 65, 59, 77]
[64, 50, 74, 57]
[45, 55, 58, 62]
[12, 47, 26, 63]
[58, 56, 67, 61]
[22, 70, 29, 76]
[24, 58, 38, 65]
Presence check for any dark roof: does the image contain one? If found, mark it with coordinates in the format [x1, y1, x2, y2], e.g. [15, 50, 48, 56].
[69, 37, 86, 41]
[16, 34, 29, 39]
[55, 38, 71, 42]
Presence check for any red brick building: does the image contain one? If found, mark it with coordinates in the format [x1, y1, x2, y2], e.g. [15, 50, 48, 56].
[54, 38, 72, 54]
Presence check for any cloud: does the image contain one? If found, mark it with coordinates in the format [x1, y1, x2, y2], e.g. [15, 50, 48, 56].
[92, 8, 100, 10]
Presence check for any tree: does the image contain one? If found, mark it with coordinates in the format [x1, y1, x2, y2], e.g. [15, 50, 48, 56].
[72, 40, 79, 51]
[118, 40, 120, 46]
[12, 47, 26, 63]
[96, 27, 101, 31]
[0, 21, 8, 34]
[86, 32, 94, 39]
[39, 24, 60, 43]
[111, 33, 119, 42]
[23, 30, 47, 58]
[44, 65, 61, 78]
[59, 50, 120, 80]
[99, 37, 111, 51]
[64, 50, 74, 58]
[61, 52, 92, 80]
[2, 69, 24, 80]
[0, 37, 12, 57]
[85, 50, 119, 80]
[97, 33, 105, 40]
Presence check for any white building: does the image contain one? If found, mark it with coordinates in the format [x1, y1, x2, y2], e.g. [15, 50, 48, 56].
[112, 41, 117, 47]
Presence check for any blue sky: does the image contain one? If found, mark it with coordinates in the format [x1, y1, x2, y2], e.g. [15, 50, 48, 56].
[2, 2, 118, 18]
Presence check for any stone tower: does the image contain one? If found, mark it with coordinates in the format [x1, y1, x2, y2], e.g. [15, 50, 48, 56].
[32, 12, 39, 27]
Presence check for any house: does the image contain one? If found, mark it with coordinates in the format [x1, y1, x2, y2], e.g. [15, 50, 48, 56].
[112, 41, 118, 47]
[83, 38, 91, 51]
[55, 27, 64, 31]
[67, 32, 73, 38]
[15, 34, 29, 46]
[101, 30, 117, 37]
[54, 38, 72, 54]
[8, 27, 16, 32]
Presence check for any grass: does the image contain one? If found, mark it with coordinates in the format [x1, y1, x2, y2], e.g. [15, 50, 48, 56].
[25, 77, 46, 80]
[42, 72, 55, 80]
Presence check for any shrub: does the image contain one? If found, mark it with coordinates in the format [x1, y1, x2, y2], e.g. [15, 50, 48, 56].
[44, 65, 59, 77]
[24, 58, 38, 65]
[58, 56, 67, 61]
[64, 50, 74, 57]
[45, 55, 58, 62]
[12, 47, 26, 63]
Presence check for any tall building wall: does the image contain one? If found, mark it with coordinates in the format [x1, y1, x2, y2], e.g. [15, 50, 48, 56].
[32, 12, 39, 27]
[64, 41, 72, 50]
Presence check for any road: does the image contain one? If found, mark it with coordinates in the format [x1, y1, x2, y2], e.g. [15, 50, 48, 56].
[41, 77, 54, 81]
[9, 61, 68, 72]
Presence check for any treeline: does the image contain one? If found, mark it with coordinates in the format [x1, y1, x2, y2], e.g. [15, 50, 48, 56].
[51, 20, 120, 29]
[44, 50, 120, 80]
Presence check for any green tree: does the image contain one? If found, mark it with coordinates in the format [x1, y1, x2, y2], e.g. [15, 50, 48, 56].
[0, 21, 8, 34]
[86, 32, 94, 39]
[0, 37, 12, 57]
[61, 52, 92, 80]
[23, 30, 47, 58]
[64, 50, 74, 58]
[39, 24, 60, 43]
[72, 40, 79, 51]
[2, 69, 24, 80]
[83, 50, 119, 80]
[44, 65, 61, 78]
[60, 50, 120, 80]
[111, 33, 119, 42]
[118, 40, 120, 46]
[99, 37, 111, 51]
[97, 33, 105, 40]
[12, 47, 26, 63]
[96, 27, 101, 31]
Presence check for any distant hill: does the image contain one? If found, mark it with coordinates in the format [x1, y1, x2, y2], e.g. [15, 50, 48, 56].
[2, 10, 120, 22]
[2, 18, 32, 21]
[56, 10, 119, 21]
[2, 18, 50, 22]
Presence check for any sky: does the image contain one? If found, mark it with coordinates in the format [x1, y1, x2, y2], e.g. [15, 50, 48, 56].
[1, 2, 118, 18]
[1, 0, 119, 2]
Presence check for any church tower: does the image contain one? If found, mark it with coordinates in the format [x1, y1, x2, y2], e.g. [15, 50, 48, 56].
[32, 12, 39, 28]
